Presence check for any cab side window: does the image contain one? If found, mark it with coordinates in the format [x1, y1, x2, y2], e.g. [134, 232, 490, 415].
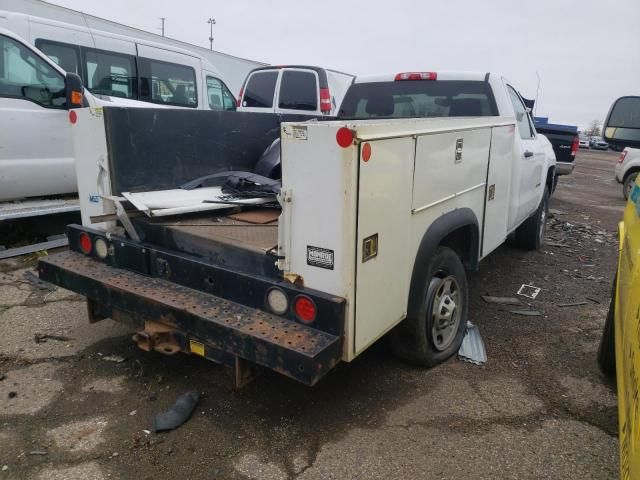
[507, 85, 535, 139]
[0, 35, 65, 108]
[206, 76, 236, 111]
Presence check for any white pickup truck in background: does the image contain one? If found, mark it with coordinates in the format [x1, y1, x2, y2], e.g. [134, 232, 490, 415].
[35, 70, 556, 385]
[615, 147, 640, 200]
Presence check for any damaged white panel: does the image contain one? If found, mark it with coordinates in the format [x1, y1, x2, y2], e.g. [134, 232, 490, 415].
[122, 187, 271, 217]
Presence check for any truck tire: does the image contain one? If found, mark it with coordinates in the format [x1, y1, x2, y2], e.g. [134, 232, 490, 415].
[390, 246, 468, 367]
[598, 275, 617, 378]
[515, 186, 549, 250]
[623, 171, 638, 200]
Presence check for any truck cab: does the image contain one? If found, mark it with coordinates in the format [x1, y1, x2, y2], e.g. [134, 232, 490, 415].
[338, 71, 557, 233]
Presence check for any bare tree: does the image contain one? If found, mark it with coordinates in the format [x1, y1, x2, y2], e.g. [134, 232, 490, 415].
[585, 119, 602, 137]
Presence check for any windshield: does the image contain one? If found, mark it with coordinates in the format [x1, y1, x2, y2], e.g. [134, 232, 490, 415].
[338, 80, 498, 119]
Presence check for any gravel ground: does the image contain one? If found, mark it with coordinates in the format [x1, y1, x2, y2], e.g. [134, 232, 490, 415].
[0, 149, 625, 479]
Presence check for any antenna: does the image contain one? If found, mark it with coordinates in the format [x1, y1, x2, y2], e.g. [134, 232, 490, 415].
[207, 18, 216, 50]
[160, 17, 166, 37]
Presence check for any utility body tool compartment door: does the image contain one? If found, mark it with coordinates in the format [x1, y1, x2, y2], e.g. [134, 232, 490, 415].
[412, 128, 490, 213]
[355, 138, 414, 354]
[481, 125, 515, 257]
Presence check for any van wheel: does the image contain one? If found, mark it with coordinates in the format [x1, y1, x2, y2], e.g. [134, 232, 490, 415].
[623, 171, 638, 200]
[390, 247, 468, 367]
[598, 274, 617, 378]
[515, 187, 549, 250]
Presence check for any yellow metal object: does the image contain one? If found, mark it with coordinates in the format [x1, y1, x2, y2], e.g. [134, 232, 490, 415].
[615, 179, 640, 480]
[189, 339, 205, 357]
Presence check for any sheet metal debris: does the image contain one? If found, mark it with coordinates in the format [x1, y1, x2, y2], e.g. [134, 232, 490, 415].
[510, 309, 543, 317]
[458, 322, 486, 366]
[517, 284, 541, 299]
[481, 295, 521, 305]
[557, 301, 588, 308]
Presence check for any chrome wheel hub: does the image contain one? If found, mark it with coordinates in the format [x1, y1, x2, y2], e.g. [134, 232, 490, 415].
[430, 275, 461, 352]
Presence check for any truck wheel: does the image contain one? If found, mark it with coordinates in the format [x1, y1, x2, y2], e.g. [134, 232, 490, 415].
[598, 275, 617, 377]
[390, 247, 468, 367]
[623, 171, 638, 200]
[515, 186, 549, 250]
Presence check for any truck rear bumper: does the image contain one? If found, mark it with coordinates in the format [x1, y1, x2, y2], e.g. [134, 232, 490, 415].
[38, 251, 342, 385]
[555, 161, 575, 176]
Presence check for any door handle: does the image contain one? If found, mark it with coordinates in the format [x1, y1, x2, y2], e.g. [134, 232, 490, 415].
[524, 150, 534, 158]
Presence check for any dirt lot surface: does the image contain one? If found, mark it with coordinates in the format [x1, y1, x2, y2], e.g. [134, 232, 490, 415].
[0, 150, 626, 479]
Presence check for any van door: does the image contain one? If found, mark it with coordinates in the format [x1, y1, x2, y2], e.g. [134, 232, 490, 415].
[275, 68, 320, 115]
[506, 84, 545, 226]
[0, 32, 74, 201]
[136, 44, 201, 109]
[238, 69, 279, 113]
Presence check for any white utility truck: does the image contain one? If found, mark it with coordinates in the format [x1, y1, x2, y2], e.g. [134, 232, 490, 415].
[37, 71, 556, 386]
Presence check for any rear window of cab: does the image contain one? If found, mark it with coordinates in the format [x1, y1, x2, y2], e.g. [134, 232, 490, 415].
[338, 80, 498, 119]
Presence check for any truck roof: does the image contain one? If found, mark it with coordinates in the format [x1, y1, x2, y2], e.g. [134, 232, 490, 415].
[354, 71, 491, 83]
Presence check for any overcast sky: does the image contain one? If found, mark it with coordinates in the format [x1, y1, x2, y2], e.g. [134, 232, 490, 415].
[46, 0, 640, 129]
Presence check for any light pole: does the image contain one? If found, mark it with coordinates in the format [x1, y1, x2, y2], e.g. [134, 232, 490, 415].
[160, 17, 166, 37]
[207, 18, 216, 50]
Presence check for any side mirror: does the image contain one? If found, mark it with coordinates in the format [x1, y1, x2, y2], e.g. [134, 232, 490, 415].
[603, 96, 640, 149]
[65, 72, 85, 109]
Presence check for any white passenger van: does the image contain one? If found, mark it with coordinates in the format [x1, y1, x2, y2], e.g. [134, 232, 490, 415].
[0, 11, 237, 202]
[237, 66, 353, 117]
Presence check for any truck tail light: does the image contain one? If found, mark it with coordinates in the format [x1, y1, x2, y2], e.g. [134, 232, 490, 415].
[395, 72, 437, 81]
[236, 87, 243, 107]
[619, 150, 628, 163]
[294, 296, 316, 323]
[79, 232, 92, 254]
[320, 88, 331, 113]
[571, 135, 579, 156]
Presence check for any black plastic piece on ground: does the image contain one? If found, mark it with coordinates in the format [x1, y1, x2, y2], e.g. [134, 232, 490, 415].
[154, 391, 200, 432]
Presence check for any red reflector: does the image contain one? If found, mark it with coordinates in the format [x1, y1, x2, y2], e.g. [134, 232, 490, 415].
[69, 110, 77, 124]
[320, 87, 331, 113]
[395, 72, 437, 81]
[619, 150, 628, 163]
[294, 296, 316, 323]
[236, 87, 243, 107]
[336, 127, 353, 148]
[570, 135, 579, 156]
[362, 142, 372, 162]
[79, 232, 92, 254]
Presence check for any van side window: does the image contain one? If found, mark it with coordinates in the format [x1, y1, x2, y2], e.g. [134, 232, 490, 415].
[278, 70, 317, 111]
[0, 35, 65, 108]
[506, 86, 535, 139]
[138, 58, 197, 107]
[243, 71, 278, 108]
[35, 39, 80, 75]
[85, 48, 136, 99]
[206, 76, 235, 111]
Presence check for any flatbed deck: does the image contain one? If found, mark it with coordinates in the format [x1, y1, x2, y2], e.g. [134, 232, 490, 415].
[133, 208, 281, 278]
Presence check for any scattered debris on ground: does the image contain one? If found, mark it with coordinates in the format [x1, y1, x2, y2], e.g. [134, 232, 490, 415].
[510, 309, 543, 317]
[154, 391, 200, 433]
[517, 284, 541, 299]
[481, 295, 521, 305]
[458, 322, 486, 366]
